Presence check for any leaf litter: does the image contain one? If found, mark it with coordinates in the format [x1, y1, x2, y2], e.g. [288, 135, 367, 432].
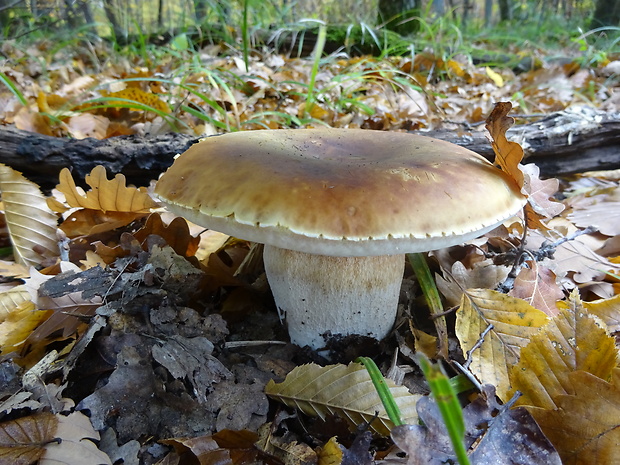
[0, 77, 618, 463]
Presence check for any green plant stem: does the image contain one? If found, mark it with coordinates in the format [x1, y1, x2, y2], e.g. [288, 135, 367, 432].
[303, 22, 326, 118]
[418, 354, 471, 465]
[356, 357, 404, 427]
[407, 252, 448, 359]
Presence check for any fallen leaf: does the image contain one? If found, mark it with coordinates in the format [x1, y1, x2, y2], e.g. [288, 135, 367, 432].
[455, 288, 549, 400]
[265, 362, 421, 436]
[0, 164, 60, 268]
[0, 412, 58, 465]
[509, 290, 618, 409]
[509, 260, 563, 316]
[527, 370, 620, 465]
[54, 166, 157, 213]
[485, 102, 523, 189]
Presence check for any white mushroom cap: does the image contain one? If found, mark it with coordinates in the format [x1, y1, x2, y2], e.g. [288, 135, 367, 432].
[154, 129, 526, 257]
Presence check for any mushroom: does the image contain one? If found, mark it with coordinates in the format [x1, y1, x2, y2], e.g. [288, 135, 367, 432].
[154, 129, 526, 350]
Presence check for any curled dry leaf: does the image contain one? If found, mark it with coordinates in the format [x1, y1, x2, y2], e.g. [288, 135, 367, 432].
[0, 164, 60, 268]
[265, 362, 421, 436]
[455, 289, 549, 400]
[509, 290, 618, 409]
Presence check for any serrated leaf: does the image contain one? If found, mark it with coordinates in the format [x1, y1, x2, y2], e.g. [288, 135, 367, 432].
[568, 293, 620, 333]
[265, 362, 421, 436]
[55, 166, 157, 213]
[508, 290, 618, 409]
[0, 164, 59, 268]
[527, 370, 620, 465]
[455, 289, 549, 401]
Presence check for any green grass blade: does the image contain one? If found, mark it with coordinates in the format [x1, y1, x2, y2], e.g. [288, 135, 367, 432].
[407, 252, 448, 358]
[418, 354, 471, 465]
[357, 356, 404, 427]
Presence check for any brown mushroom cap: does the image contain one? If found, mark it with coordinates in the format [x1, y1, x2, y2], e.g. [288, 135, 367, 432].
[154, 129, 526, 256]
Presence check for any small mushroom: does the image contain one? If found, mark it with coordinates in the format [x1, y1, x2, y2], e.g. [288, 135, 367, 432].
[154, 129, 526, 350]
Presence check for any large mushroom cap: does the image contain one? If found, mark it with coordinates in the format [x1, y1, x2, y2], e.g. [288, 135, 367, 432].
[154, 129, 526, 256]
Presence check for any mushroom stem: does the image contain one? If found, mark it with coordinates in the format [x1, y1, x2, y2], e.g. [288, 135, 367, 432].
[263, 245, 405, 350]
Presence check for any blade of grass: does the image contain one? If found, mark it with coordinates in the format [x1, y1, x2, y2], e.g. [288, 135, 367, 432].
[302, 21, 326, 118]
[357, 357, 404, 427]
[408, 253, 448, 359]
[418, 354, 471, 465]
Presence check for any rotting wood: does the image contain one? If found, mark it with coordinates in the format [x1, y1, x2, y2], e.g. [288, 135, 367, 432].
[0, 105, 618, 189]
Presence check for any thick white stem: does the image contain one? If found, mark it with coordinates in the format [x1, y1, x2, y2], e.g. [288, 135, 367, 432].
[263, 245, 405, 350]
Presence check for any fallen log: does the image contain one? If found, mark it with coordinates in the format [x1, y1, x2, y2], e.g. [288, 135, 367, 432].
[0, 105, 618, 189]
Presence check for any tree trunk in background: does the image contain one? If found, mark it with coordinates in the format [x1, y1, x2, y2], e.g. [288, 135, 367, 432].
[485, 0, 493, 25]
[498, 0, 511, 21]
[591, 0, 620, 27]
[378, 0, 420, 35]
[102, 0, 123, 39]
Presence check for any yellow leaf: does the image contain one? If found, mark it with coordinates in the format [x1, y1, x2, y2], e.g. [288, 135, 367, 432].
[527, 370, 620, 465]
[485, 66, 504, 87]
[455, 288, 549, 400]
[265, 362, 421, 436]
[568, 293, 620, 333]
[509, 290, 618, 409]
[55, 166, 158, 213]
[0, 299, 52, 355]
[106, 88, 169, 114]
[318, 437, 344, 465]
[0, 164, 60, 268]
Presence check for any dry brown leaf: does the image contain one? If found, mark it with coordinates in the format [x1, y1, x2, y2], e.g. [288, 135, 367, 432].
[455, 289, 549, 400]
[0, 164, 60, 268]
[54, 166, 158, 213]
[133, 213, 200, 258]
[265, 362, 421, 436]
[0, 412, 58, 465]
[436, 260, 510, 307]
[509, 260, 563, 316]
[60, 209, 146, 238]
[567, 186, 620, 237]
[527, 370, 620, 465]
[40, 412, 111, 465]
[508, 290, 618, 409]
[521, 163, 565, 220]
[485, 102, 524, 189]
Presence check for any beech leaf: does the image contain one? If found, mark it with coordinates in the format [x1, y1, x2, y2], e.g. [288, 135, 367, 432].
[0, 164, 60, 268]
[455, 289, 549, 400]
[265, 362, 421, 436]
[508, 290, 618, 409]
[527, 370, 620, 465]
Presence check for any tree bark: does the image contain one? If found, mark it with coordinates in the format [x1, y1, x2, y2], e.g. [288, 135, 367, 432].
[0, 106, 618, 190]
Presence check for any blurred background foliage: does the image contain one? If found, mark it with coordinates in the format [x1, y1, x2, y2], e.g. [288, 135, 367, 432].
[0, 0, 618, 53]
